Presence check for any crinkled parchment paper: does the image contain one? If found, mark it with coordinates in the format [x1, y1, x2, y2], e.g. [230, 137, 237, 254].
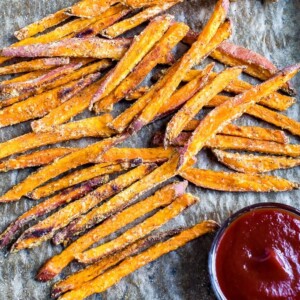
[0, 0, 299, 299]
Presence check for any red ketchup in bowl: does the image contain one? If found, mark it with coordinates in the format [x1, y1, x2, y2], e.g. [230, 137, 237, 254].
[209, 203, 300, 300]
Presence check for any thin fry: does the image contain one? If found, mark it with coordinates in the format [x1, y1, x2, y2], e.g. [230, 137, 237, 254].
[11, 164, 155, 252]
[213, 149, 300, 173]
[37, 180, 186, 281]
[0, 70, 48, 85]
[123, 0, 181, 8]
[125, 86, 150, 100]
[180, 168, 298, 192]
[57, 220, 217, 300]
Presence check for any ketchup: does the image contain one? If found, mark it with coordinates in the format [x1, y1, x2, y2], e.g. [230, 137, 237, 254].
[214, 207, 300, 300]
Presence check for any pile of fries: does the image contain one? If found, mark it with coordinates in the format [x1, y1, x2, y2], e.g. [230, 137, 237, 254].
[0, 0, 299, 298]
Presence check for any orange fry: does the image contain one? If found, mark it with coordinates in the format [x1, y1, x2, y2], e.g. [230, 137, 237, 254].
[123, 0, 182, 8]
[125, 86, 150, 100]
[0, 70, 48, 85]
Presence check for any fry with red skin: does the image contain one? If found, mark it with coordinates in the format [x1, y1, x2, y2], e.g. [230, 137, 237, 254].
[213, 150, 300, 173]
[179, 64, 300, 169]
[179, 168, 298, 192]
[0, 176, 107, 250]
[0, 135, 126, 203]
[11, 164, 154, 252]
[102, 2, 180, 38]
[90, 15, 174, 107]
[94, 22, 189, 113]
[37, 180, 186, 281]
[57, 220, 217, 300]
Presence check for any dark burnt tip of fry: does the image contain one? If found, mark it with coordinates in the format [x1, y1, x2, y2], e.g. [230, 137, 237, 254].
[75, 28, 95, 38]
[152, 131, 164, 146]
[51, 287, 63, 299]
[36, 266, 57, 282]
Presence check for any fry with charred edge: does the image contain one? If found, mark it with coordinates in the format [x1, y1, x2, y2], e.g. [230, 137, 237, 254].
[76, 193, 197, 264]
[165, 66, 243, 145]
[29, 163, 127, 200]
[52, 229, 183, 298]
[125, 86, 150, 100]
[0, 176, 107, 250]
[179, 168, 298, 192]
[37, 180, 186, 281]
[0, 148, 78, 172]
[1, 38, 132, 60]
[102, 2, 180, 39]
[90, 15, 173, 107]
[213, 150, 300, 173]
[57, 220, 217, 300]
[0, 136, 125, 203]
[94, 22, 189, 113]
[179, 64, 300, 169]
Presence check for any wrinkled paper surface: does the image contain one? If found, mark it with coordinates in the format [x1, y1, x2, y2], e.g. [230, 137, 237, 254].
[0, 0, 299, 299]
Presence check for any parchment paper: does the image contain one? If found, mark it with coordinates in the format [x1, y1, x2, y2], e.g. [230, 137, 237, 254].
[0, 1, 299, 299]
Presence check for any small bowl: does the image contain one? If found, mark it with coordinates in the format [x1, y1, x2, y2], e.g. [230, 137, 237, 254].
[208, 202, 300, 300]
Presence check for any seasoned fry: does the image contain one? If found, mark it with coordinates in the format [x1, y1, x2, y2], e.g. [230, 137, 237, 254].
[0, 136, 125, 203]
[0, 176, 107, 250]
[57, 220, 217, 300]
[0, 148, 77, 172]
[180, 168, 298, 192]
[123, 0, 181, 8]
[94, 22, 189, 113]
[1, 70, 48, 85]
[11, 164, 155, 252]
[102, 2, 180, 38]
[37, 180, 186, 281]
[213, 150, 300, 173]
[125, 86, 150, 100]
[165, 66, 242, 145]
[90, 15, 174, 106]
[1, 38, 132, 60]
[179, 64, 300, 169]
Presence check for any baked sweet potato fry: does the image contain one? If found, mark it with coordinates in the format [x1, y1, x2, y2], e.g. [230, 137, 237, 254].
[0, 176, 107, 250]
[102, 2, 180, 38]
[11, 164, 154, 252]
[1, 70, 48, 85]
[125, 86, 150, 100]
[37, 180, 187, 281]
[90, 15, 173, 106]
[123, 0, 182, 8]
[180, 168, 298, 192]
[179, 64, 300, 169]
[58, 220, 217, 300]
[0, 136, 125, 203]
[213, 150, 300, 173]
[165, 66, 243, 145]
[93, 22, 189, 113]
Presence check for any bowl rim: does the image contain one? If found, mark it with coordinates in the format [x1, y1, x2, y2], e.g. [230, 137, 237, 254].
[208, 202, 300, 300]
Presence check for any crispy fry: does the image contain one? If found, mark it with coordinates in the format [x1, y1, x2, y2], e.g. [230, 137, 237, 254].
[213, 150, 300, 173]
[58, 220, 217, 300]
[37, 180, 186, 281]
[125, 86, 150, 100]
[0, 70, 48, 85]
[94, 22, 189, 113]
[0, 176, 107, 250]
[90, 15, 174, 107]
[1, 38, 132, 60]
[11, 164, 154, 252]
[102, 2, 180, 38]
[180, 168, 298, 192]
[165, 66, 242, 145]
[0, 148, 77, 172]
[0, 136, 125, 203]
[123, 0, 182, 8]
[179, 64, 300, 169]
[14, 8, 69, 40]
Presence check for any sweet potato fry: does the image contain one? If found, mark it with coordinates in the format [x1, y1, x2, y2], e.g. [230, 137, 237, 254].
[0, 176, 107, 250]
[51, 228, 183, 298]
[213, 150, 300, 173]
[180, 168, 298, 192]
[123, 0, 182, 8]
[0, 148, 77, 172]
[37, 180, 186, 281]
[93, 22, 189, 113]
[53, 155, 180, 245]
[1, 70, 48, 85]
[0, 136, 125, 203]
[1, 38, 132, 60]
[14, 8, 69, 40]
[125, 86, 150, 100]
[179, 64, 300, 169]
[11, 164, 155, 252]
[102, 2, 180, 38]
[90, 15, 173, 106]
[57, 220, 217, 300]
[165, 66, 243, 145]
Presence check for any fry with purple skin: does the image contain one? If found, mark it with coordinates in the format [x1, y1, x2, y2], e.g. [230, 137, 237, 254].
[0, 176, 107, 250]
[37, 180, 186, 281]
[1, 70, 48, 85]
